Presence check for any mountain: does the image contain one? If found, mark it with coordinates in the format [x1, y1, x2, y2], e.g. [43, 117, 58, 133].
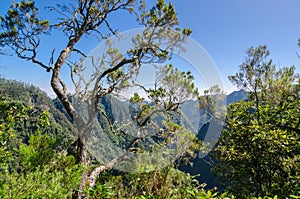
[0, 77, 248, 189]
[226, 89, 248, 105]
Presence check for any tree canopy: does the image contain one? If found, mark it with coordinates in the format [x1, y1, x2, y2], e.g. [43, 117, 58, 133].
[214, 45, 300, 198]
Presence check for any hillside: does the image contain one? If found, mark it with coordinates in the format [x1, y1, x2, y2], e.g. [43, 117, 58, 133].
[0, 78, 248, 188]
[0, 78, 134, 160]
[0, 78, 76, 149]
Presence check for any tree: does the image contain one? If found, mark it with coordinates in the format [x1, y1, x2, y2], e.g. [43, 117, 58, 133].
[214, 45, 300, 197]
[0, 0, 196, 197]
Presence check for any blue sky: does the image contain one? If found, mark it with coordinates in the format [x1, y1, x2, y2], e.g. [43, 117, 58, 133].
[1, 0, 300, 96]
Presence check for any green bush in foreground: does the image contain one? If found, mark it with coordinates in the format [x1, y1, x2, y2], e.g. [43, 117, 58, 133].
[0, 161, 83, 198]
[85, 166, 235, 199]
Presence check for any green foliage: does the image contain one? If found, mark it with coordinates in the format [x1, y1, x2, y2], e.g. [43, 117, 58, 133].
[129, 64, 199, 123]
[0, 92, 83, 198]
[19, 131, 56, 172]
[0, 0, 49, 63]
[85, 166, 209, 199]
[142, 0, 178, 28]
[228, 45, 274, 94]
[0, 96, 29, 177]
[0, 96, 27, 135]
[124, 64, 202, 172]
[0, 156, 83, 199]
[216, 100, 300, 197]
[0, 78, 76, 150]
[214, 46, 300, 198]
[160, 64, 199, 103]
[83, 166, 238, 199]
[15, 109, 56, 173]
[198, 85, 226, 120]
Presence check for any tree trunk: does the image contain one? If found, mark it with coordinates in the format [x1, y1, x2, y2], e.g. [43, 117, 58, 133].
[78, 139, 91, 199]
[77, 150, 129, 199]
[67, 137, 92, 199]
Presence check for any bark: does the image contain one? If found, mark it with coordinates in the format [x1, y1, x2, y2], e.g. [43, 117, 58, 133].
[78, 145, 91, 199]
[77, 152, 129, 199]
[51, 37, 82, 121]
